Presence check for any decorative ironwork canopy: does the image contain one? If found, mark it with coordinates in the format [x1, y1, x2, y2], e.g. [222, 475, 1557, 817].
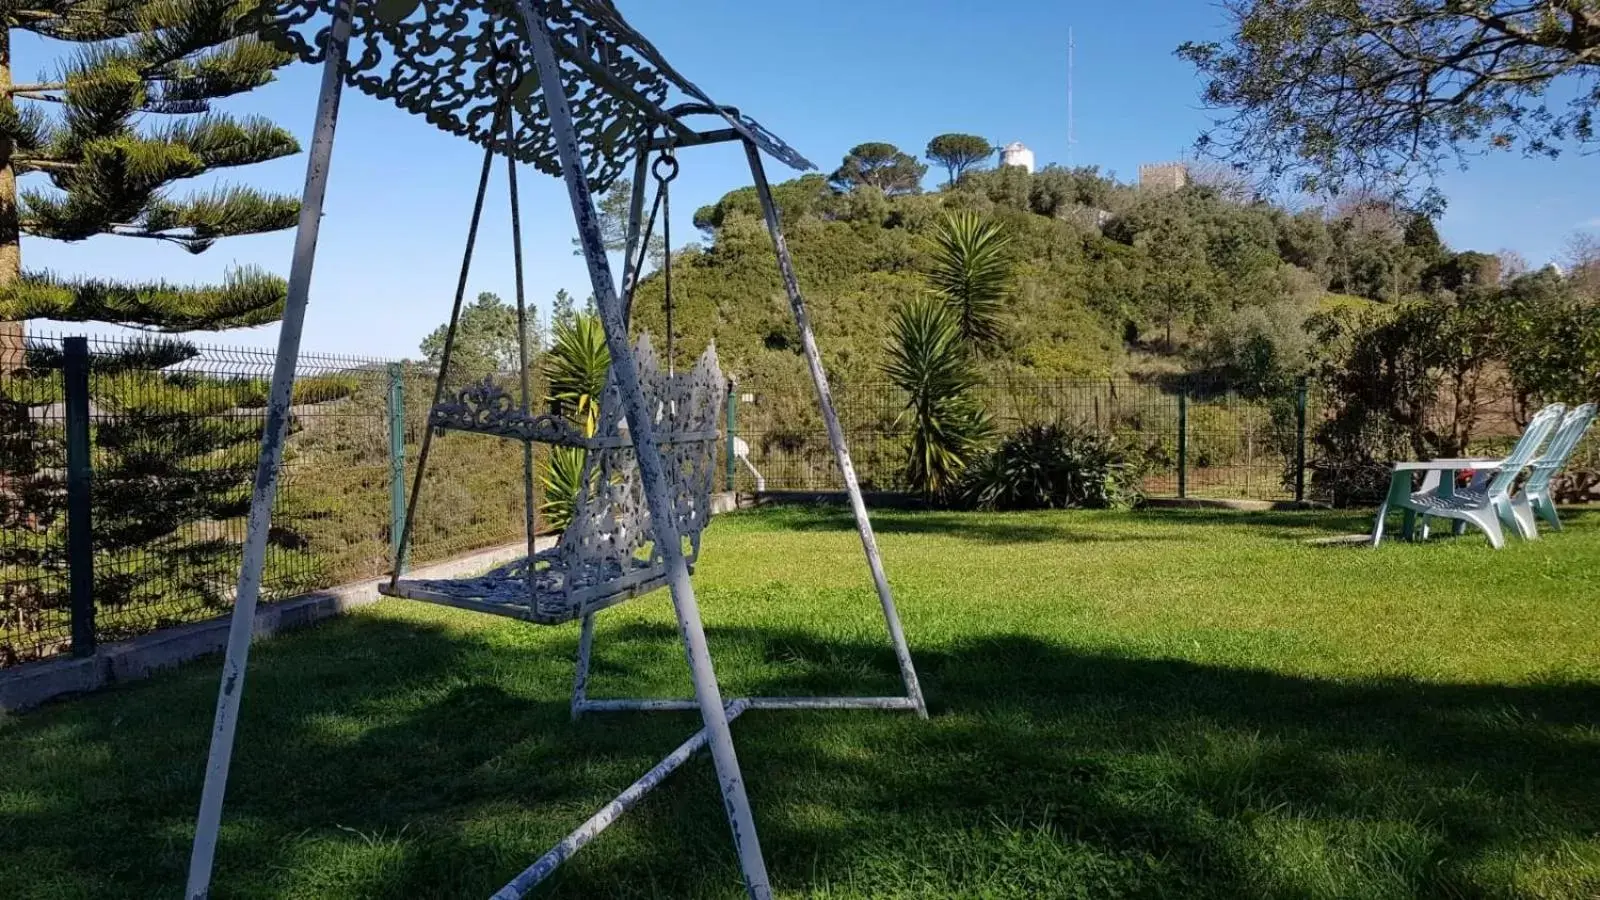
[264, 0, 815, 190]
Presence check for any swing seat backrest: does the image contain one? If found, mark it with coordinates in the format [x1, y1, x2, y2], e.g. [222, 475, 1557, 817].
[545, 335, 727, 617]
[383, 335, 727, 625]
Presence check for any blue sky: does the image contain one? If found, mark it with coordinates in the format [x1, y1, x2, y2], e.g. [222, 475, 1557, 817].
[20, 0, 1600, 358]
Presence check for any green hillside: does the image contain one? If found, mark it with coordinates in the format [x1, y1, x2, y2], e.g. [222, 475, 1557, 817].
[627, 160, 1462, 390]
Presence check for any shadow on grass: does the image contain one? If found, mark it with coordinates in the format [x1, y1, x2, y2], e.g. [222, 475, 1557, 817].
[3, 617, 1598, 898]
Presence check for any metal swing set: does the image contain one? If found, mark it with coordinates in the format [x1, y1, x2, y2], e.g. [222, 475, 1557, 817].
[184, 2, 926, 898]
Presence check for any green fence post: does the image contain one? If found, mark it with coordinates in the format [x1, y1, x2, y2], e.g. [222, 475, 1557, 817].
[387, 363, 408, 575]
[63, 337, 95, 657]
[1294, 376, 1309, 503]
[725, 380, 738, 493]
[1177, 389, 1189, 500]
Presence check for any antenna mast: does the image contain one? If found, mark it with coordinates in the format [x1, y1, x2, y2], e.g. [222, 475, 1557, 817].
[1068, 27, 1077, 167]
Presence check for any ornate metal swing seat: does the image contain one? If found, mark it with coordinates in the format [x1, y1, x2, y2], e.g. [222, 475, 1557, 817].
[385, 337, 726, 625]
[186, 3, 927, 900]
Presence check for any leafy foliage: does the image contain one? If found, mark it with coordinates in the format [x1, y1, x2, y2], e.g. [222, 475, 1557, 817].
[1494, 269, 1600, 420]
[960, 422, 1144, 511]
[1179, 0, 1600, 203]
[539, 312, 610, 530]
[926, 212, 1014, 350]
[538, 446, 586, 533]
[882, 295, 991, 498]
[1308, 296, 1502, 505]
[418, 291, 540, 382]
[0, 338, 357, 660]
[0, 265, 288, 330]
[576, 178, 665, 267]
[545, 312, 610, 435]
[0, 0, 309, 658]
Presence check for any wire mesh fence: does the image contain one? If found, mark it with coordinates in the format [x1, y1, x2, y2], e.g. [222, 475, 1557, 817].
[732, 373, 1306, 501]
[0, 332, 541, 668]
[3, 327, 1596, 669]
[0, 354, 68, 665]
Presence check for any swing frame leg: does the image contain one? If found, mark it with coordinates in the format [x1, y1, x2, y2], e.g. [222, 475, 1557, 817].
[570, 613, 595, 721]
[744, 143, 928, 719]
[184, 6, 353, 897]
[516, 5, 771, 898]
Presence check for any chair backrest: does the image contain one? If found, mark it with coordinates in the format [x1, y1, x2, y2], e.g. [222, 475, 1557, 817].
[1486, 403, 1566, 495]
[556, 335, 726, 596]
[1524, 402, 1598, 494]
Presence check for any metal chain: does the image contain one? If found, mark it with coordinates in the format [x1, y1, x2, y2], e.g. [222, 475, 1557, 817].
[652, 149, 679, 374]
[391, 55, 519, 587]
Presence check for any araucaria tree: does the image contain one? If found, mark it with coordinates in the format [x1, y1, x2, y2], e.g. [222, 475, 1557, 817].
[0, 0, 307, 659]
[1179, 1, 1600, 202]
[925, 133, 992, 186]
[0, 0, 298, 347]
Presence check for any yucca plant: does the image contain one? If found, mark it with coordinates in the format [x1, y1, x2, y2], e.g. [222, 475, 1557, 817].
[545, 313, 610, 434]
[540, 313, 610, 530]
[883, 295, 992, 499]
[927, 212, 1014, 350]
[539, 446, 587, 532]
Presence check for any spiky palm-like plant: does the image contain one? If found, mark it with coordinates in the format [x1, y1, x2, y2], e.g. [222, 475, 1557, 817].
[926, 212, 1014, 350]
[545, 312, 610, 435]
[882, 295, 992, 498]
[540, 313, 610, 531]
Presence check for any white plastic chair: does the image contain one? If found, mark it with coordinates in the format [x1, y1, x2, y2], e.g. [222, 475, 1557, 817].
[1371, 404, 1566, 549]
[1512, 402, 1597, 535]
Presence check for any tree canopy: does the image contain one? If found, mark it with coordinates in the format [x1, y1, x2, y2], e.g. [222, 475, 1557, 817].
[925, 133, 993, 185]
[1179, 0, 1600, 203]
[574, 178, 666, 269]
[830, 142, 928, 195]
[420, 292, 539, 377]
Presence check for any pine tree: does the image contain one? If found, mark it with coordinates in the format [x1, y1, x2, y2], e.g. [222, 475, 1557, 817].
[0, 0, 318, 661]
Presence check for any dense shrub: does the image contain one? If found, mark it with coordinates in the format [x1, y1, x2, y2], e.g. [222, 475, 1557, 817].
[960, 422, 1144, 511]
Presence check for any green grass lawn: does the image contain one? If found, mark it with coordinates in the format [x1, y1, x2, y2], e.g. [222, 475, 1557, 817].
[3, 506, 1599, 899]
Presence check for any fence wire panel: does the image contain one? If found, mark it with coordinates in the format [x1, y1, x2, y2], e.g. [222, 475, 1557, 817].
[0, 338, 68, 666]
[5, 323, 1593, 669]
[0, 333, 399, 666]
[403, 365, 546, 567]
[735, 374, 1301, 501]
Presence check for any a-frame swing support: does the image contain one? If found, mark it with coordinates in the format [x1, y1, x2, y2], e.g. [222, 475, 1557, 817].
[185, 2, 926, 898]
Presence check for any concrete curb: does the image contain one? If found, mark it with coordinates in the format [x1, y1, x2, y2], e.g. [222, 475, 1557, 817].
[0, 539, 546, 714]
[734, 491, 1327, 513]
[1140, 497, 1330, 512]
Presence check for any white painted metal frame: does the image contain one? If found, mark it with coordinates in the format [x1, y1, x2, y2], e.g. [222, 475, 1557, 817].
[185, 2, 927, 898]
[186, 1, 353, 895]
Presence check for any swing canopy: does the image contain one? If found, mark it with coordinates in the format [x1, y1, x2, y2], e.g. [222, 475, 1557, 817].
[263, 0, 815, 190]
